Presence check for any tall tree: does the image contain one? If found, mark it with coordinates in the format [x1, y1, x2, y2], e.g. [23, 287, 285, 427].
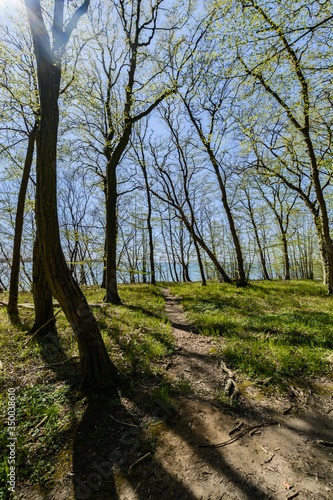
[181, 89, 247, 286]
[74, 0, 179, 302]
[218, 0, 333, 291]
[131, 126, 156, 285]
[24, 0, 118, 390]
[0, 22, 53, 323]
[149, 127, 231, 283]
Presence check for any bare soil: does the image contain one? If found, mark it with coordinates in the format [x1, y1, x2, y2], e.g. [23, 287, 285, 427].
[16, 289, 333, 500]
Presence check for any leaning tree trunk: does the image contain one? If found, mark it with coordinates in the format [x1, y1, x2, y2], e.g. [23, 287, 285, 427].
[220, 184, 247, 286]
[30, 233, 54, 334]
[34, 87, 118, 390]
[25, 0, 118, 390]
[194, 237, 206, 286]
[7, 122, 38, 318]
[178, 208, 232, 283]
[183, 170, 206, 286]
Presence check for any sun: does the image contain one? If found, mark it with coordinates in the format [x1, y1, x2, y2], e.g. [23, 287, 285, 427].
[0, 0, 23, 8]
[0, 0, 24, 15]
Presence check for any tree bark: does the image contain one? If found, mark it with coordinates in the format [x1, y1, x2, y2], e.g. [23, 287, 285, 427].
[104, 159, 122, 304]
[313, 214, 328, 284]
[7, 122, 38, 318]
[25, 0, 118, 390]
[281, 230, 291, 281]
[30, 233, 54, 333]
[141, 162, 156, 285]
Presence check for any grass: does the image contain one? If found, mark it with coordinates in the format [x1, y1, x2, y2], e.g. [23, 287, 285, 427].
[0, 284, 174, 497]
[90, 284, 175, 374]
[169, 280, 333, 389]
[0, 384, 82, 495]
[1, 280, 333, 496]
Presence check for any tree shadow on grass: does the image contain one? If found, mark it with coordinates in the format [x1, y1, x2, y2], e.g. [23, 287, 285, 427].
[33, 325, 81, 387]
[124, 303, 167, 321]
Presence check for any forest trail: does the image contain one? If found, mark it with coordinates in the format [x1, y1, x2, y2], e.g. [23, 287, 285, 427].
[132, 288, 333, 500]
[160, 288, 222, 400]
[15, 288, 333, 500]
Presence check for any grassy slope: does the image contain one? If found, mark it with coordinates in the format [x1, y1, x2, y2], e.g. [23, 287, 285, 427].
[0, 284, 174, 498]
[0, 280, 332, 496]
[169, 280, 333, 386]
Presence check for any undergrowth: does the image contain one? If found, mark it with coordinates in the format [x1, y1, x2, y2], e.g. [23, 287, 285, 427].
[169, 280, 333, 390]
[0, 284, 173, 497]
[1, 280, 333, 497]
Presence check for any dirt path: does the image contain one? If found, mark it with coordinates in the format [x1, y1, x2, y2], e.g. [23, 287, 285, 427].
[137, 288, 333, 500]
[16, 289, 333, 500]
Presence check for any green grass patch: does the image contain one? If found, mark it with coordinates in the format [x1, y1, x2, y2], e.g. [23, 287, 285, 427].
[169, 280, 333, 389]
[92, 284, 175, 374]
[1, 280, 333, 494]
[0, 383, 83, 498]
[0, 284, 174, 494]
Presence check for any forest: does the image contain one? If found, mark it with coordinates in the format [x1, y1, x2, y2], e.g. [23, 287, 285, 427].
[0, 1, 333, 499]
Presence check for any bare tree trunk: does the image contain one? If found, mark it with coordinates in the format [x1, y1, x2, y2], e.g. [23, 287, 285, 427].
[30, 233, 54, 333]
[7, 122, 38, 318]
[104, 161, 122, 304]
[25, 0, 118, 390]
[281, 230, 291, 280]
[141, 161, 155, 285]
[312, 213, 328, 284]
[194, 239, 206, 286]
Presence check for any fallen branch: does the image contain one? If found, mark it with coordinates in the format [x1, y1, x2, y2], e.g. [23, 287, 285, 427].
[306, 473, 326, 479]
[1, 301, 35, 309]
[128, 452, 151, 473]
[220, 360, 235, 379]
[199, 422, 279, 448]
[224, 378, 240, 403]
[220, 361, 240, 402]
[30, 415, 48, 434]
[109, 414, 138, 428]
